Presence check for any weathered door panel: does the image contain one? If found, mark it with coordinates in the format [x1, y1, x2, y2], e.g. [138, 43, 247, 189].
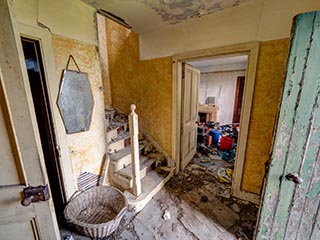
[181, 64, 200, 170]
[0, 0, 59, 239]
[257, 11, 320, 240]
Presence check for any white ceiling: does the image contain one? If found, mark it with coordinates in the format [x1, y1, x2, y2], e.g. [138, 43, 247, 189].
[81, 0, 253, 34]
[187, 55, 248, 73]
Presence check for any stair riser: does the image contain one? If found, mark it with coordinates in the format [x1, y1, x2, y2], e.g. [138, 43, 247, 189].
[108, 138, 130, 154]
[106, 128, 118, 143]
[106, 124, 127, 142]
[110, 154, 132, 172]
[113, 167, 147, 190]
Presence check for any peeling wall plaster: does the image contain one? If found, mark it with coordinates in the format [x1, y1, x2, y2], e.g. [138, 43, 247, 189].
[138, 0, 251, 24]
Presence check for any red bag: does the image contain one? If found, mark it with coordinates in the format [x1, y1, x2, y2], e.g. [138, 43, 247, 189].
[219, 136, 234, 151]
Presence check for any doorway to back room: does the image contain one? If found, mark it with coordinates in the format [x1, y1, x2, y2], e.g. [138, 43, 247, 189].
[186, 54, 248, 191]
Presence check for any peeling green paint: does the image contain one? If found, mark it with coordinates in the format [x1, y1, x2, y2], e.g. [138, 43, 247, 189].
[257, 11, 320, 240]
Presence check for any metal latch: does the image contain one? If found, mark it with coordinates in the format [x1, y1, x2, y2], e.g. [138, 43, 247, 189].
[21, 185, 50, 207]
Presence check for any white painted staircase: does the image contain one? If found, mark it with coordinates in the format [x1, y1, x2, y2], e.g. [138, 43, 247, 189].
[106, 106, 175, 212]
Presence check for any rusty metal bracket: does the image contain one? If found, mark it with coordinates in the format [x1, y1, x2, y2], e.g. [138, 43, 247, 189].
[21, 185, 50, 207]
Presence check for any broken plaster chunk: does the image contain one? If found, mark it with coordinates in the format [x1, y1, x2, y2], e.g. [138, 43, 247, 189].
[231, 203, 241, 213]
[162, 209, 171, 221]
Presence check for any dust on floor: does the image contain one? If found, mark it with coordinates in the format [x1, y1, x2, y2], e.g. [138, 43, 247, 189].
[60, 156, 258, 240]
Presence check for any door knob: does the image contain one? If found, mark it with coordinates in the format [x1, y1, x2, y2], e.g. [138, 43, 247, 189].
[21, 195, 35, 206]
[21, 185, 50, 207]
[285, 173, 303, 184]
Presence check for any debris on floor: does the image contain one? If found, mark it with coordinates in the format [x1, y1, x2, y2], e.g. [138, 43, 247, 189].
[60, 155, 258, 240]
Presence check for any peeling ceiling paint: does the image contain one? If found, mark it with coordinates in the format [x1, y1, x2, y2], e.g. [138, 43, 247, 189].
[81, 0, 252, 33]
[137, 0, 251, 25]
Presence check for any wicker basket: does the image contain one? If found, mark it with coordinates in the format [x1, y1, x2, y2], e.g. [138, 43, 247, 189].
[64, 186, 127, 239]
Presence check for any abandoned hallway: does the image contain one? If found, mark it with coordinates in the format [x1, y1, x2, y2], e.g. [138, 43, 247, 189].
[1, 0, 320, 240]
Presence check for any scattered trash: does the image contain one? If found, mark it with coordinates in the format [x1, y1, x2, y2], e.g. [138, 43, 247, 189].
[217, 168, 232, 184]
[201, 195, 209, 202]
[231, 203, 241, 213]
[200, 158, 211, 163]
[64, 235, 74, 240]
[162, 209, 171, 221]
[225, 168, 233, 178]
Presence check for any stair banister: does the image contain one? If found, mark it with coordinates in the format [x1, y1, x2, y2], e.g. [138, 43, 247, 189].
[129, 104, 141, 196]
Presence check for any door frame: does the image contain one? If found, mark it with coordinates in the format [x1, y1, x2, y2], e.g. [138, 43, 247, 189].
[18, 23, 75, 200]
[172, 42, 260, 203]
[233, 76, 246, 124]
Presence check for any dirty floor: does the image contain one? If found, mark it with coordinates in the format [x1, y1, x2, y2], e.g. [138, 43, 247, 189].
[60, 156, 259, 240]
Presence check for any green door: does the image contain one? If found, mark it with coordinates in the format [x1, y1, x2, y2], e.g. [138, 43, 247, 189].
[256, 12, 320, 240]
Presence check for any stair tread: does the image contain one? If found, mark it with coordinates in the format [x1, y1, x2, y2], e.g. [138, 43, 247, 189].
[107, 121, 127, 132]
[124, 166, 175, 212]
[110, 143, 147, 161]
[116, 156, 156, 179]
[108, 131, 130, 144]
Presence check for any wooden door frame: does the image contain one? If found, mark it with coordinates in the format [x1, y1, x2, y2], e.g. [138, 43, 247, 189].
[172, 42, 260, 203]
[233, 76, 246, 124]
[0, 0, 59, 238]
[18, 23, 75, 200]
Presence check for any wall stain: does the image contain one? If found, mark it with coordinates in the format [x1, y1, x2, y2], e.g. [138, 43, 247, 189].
[51, 35, 107, 186]
[137, 0, 251, 24]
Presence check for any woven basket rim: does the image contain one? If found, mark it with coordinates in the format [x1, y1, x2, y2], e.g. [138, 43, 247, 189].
[64, 186, 127, 228]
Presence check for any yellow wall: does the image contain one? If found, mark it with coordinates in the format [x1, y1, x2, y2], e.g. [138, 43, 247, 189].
[106, 19, 173, 155]
[242, 39, 290, 194]
[51, 35, 106, 181]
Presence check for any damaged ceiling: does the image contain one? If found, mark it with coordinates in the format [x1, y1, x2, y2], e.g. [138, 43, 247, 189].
[81, 0, 253, 33]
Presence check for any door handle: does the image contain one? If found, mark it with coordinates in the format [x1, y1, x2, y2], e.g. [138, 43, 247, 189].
[285, 173, 303, 184]
[21, 185, 50, 207]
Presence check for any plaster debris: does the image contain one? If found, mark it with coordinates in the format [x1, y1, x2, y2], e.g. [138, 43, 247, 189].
[162, 210, 171, 221]
[61, 156, 258, 240]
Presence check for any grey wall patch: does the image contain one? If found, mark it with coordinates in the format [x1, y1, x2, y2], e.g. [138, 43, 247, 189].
[137, 0, 251, 24]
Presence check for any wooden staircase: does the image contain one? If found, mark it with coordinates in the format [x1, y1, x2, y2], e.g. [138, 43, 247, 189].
[106, 106, 175, 212]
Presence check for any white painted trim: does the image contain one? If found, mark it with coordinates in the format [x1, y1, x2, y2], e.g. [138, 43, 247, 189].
[173, 42, 260, 203]
[18, 23, 75, 199]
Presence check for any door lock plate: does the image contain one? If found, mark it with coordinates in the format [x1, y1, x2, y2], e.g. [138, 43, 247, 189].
[22, 185, 50, 206]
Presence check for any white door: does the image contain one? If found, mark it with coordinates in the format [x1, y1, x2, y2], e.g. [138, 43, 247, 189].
[181, 64, 200, 169]
[0, 1, 59, 239]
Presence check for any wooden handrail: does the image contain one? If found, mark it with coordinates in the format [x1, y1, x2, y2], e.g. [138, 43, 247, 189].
[129, 104, 141, 196]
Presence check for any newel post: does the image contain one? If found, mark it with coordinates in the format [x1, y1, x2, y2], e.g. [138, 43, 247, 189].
[129, 104, 141, 196]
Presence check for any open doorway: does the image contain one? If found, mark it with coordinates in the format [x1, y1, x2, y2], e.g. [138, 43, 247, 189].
[21, 37, 65, 219]
[173, 43, 259, 203]
[185, 53, 248, 190]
